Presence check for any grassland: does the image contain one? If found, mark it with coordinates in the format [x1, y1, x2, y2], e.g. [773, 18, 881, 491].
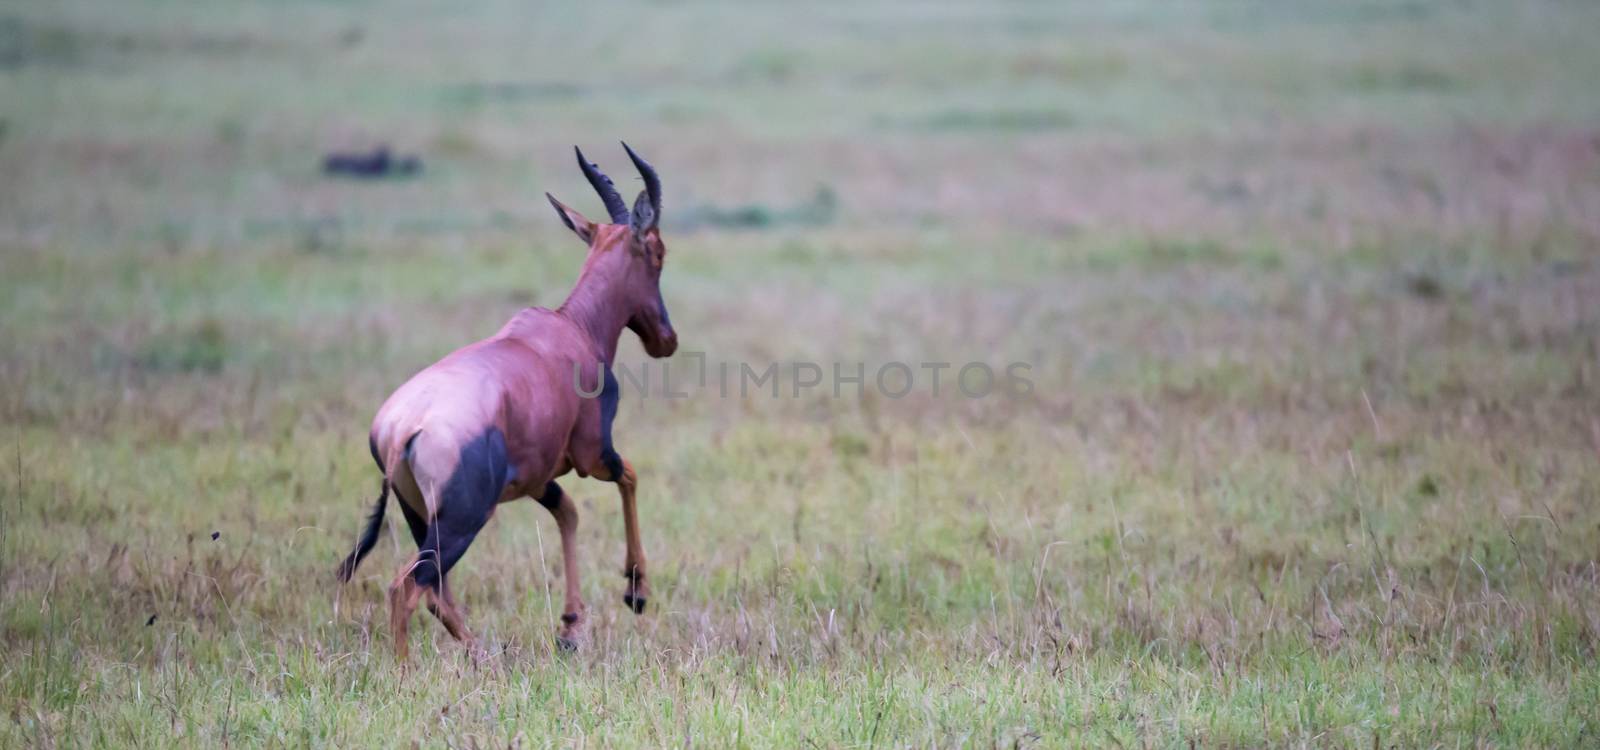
[3, 1, 1600, 746]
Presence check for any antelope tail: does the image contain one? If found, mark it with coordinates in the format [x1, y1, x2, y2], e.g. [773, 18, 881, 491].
[335, 478, 390, 582]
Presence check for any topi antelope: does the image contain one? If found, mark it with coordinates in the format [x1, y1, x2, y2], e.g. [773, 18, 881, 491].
[336, 144, 677, 659]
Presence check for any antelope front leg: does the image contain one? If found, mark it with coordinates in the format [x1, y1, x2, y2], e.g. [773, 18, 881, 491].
[538, 481, 587, 650]
[614, 459, 650, 613]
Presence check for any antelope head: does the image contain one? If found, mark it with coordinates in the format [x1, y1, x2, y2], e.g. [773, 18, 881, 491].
[546, 143, 677, 359]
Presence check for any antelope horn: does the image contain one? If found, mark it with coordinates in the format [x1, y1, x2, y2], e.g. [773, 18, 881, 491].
[574, 146, 630, 224]
[620, 141, 661, 217]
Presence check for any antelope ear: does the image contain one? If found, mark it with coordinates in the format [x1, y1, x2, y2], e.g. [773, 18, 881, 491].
[546, 193, 595, 245]
[629, 190, 657, 240]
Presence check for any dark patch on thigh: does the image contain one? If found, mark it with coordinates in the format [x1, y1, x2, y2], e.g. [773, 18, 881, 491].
[412, 427, 509, 590]
[536, 480, 564, 512]
[599, 366, 624, 479]
[397, 500, 428, 547]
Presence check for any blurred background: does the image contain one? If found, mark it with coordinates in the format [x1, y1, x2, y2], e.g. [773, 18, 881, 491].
[2, 1, 1598, 745]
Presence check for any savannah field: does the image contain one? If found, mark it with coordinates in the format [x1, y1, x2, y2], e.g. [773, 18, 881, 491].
[3, 1, 1600, 747]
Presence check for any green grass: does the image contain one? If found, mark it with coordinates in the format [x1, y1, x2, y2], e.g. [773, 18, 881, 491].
[3, 0, 1600, 746]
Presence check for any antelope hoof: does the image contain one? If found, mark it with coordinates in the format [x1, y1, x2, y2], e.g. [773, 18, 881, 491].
[622, 571, 650, 614]
[556, 611, 585, 652]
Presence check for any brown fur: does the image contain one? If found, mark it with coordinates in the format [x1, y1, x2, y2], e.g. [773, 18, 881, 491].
[348, 150, 675, 660]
